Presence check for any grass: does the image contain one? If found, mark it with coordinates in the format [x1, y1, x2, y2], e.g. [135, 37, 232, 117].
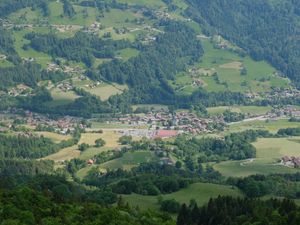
[228, 119, 300, 134]
[117, 0, 166, 8]
[48, 2, 98, 26]
[79, 147, 112, 161]
[214, 137, 300, 177]
[79, 131, 121, 148]
[122, 183, 243, 210]
[116, 48, 139, 60]
[207, 105, 272, 116]
[73, 79, 128, 101]
[174, 39, 291, 94]
[214, 159, 298, 177]
[35, 131, 72, 143]
[99, 151, 157, 170]
[13, 29, 52, 68]
[253, 138, 300, 158]
[43, 145, 80, 161]
[48, 88, 79, 107]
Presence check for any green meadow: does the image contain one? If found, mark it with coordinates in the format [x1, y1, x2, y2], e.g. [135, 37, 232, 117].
[174, 39, 291, 94]
[122, 183, 243, 210]
[207, 105, 272, 116]
[228, 119, 300, 133]
[214, 137, 300, 177]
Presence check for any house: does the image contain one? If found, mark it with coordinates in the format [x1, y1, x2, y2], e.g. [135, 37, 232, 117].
[87, 159, 94, 165]
[155, 130, 178, 139]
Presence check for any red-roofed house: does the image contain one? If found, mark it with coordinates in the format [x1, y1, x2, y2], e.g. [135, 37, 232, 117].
[155, 130, 178, 139]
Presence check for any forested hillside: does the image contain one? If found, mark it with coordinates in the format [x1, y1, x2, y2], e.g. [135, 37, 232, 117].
[1, 0, 300, 224]
[185, 0, 300, 87]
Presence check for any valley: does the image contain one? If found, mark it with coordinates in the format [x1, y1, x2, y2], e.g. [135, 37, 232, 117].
[1, 0, 300, 224]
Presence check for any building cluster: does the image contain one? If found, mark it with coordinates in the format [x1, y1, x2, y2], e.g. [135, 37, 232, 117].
[281, 156, 300, 168]
[47, 63, 85, 74]
[57, 82, 73, 92]
[118, 111, 224, 134]
[83, 22, 103, 34]
[267, 106, 300, 119]
[7, 85, 32, 97]
[23, 111, 86, 134]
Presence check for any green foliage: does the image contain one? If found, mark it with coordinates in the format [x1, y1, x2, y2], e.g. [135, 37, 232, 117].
[234, 173, 300, 198]
[186, 0, 300, 87]
[177, 196, 299, 225]
[223, 109, 245, 123]
[277, 127, 300, 136]
[160, 199, 181, 213]
[95, 138, 106, 147]
[93, 21, 203, 104]
[0, 133, 59, 159]
[118, 135, 133, 145]
[78, 143, 90, 152]
[25, 32, 131, 66]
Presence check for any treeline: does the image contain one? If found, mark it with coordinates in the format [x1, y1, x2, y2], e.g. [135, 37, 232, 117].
[185, 0, 300, 88]
[0, 0, 49, 17]
[278, 127, 300, 136]
[90, 21, 203, 104]
[232, 173, 300, 198]
[25, 32, 132, 67]
[0, 133, 59, 158]
[173, 130, 270, 166]
[177, 196, 299, 225]
[83, 162, 222, 196]
[0, 174, 173, 225]
[0, 29, 19, 63]
[0, 159, 53, 176]
[17, 86, 133, 118]
[0, 62, 69, 90]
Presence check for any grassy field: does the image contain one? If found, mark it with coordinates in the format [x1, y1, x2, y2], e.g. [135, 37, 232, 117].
[122, 183, 243, 210]
[117, 48, 139, 60]
[79, 131, 121, 148]
[73, 79, 128, 101]
[99, 151, 158, 170]
[117, 0, 166, 8]
[78, 147, 112, 161]
[48, 88, 79, 107]
[89, 122, 143, 129]
[214, 137, 300, 177]
[207, 105, 272, 116]
[35, 131, 72, 143]
[43, 145, 80, 161]
[228, 119, 300, 133]
[13, 29, 52, 68]
[174, 39, 291, 94]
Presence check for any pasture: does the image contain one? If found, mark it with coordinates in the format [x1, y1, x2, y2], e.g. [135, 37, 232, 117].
[99, 151, 157, 170]
[43, 145, 80, 161]
[214, 137, 300, 177]
[122, 182, 243, 210]
[48, 87, 79, 107]
[79, 131, 121, 148]
[207, 105, 272, 116]
[174, 38, 291, 94]
[228, 119, 300, 133]
[35, 131, 72, 143]
[73, 79, 128, 101]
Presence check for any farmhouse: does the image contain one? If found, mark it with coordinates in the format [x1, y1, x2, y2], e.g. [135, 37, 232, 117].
[155, 130, 178, 139]
[281, 156, 300, 168]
